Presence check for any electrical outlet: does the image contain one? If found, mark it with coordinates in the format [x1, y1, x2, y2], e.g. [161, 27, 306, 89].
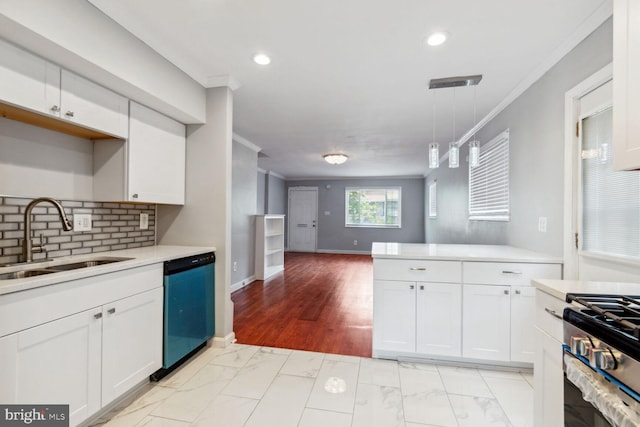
[353, 240, 358, 246]
[538, 217, 547, 233]
[73, 213, 92, 232]
[139, 213, 149, 230]
[233, 261, 238, 272]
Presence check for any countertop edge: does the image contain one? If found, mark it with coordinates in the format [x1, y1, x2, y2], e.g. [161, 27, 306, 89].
[0, 245, 216, 296]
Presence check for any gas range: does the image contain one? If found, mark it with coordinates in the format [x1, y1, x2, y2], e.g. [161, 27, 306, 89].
[563, 293, 640, 426]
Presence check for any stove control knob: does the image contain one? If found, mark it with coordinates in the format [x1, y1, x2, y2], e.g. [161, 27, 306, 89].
[570, 337, 592, 357]
[591, 349, 620, 371]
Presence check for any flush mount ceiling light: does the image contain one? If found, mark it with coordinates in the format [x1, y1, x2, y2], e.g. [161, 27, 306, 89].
[426, 32, 448, 47]
[323, 153, 348, 165]
[252, 53, 271, 65]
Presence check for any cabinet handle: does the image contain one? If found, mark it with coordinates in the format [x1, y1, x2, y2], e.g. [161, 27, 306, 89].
[503, 289, 509, 295]
[515, 289, 521, 295]
[107, 308, 116, 314]
[409, 284, 415, 290]
[94, 312, 103, 319]
[420, 285, 424, 290]
[132, 193, 139, 199]
[65, 110, 75, 117]
[409, 267, 426, 271]
[50, 105, 60, 112]
[544, 307, 563, 320]
[501, 270, 522, 275]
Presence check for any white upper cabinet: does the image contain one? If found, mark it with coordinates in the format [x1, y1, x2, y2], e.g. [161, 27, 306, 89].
[613, 0, 640, 170]
[0, 38, 128, 139]
[94, 102, 186, 205]
[127, 102, 186, 204]
[60, 70, 129, 138]
[0, 38, 61, 116]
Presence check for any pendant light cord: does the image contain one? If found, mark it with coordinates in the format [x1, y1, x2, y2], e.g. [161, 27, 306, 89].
[432, 91, 436, 144]
[452, 88, 456, 142]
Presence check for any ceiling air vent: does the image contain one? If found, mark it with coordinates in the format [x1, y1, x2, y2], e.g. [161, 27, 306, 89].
[429, 75, 482, 90]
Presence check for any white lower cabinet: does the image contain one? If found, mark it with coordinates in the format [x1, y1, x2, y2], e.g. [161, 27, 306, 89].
[101, 287, 163, 406]
[534, 327, 564, 427]
[416, 282, 462, 357]
[0, 309, 102, 426]
[373, 280, 461, 357]
[510, 286, 536, 363]
[462, 284, 511, 361]
[372, 280, 416, 353]
[0, 265, 163, 427]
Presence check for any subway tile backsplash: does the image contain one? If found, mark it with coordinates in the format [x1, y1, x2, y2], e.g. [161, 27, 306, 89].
[0, 196, 156, 265]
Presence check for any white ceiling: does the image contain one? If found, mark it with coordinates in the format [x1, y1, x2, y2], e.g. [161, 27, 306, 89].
[88, 0, 610, 179]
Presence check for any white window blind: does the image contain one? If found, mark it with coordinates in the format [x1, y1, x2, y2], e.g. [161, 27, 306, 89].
[469, 130, 510, 220]
[581, 106, 640, 258]
[428, 181, 437, 218]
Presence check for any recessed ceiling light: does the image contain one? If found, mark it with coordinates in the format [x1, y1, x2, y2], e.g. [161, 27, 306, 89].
[426, 32, 448, 47]
[253, 53, 271, 65]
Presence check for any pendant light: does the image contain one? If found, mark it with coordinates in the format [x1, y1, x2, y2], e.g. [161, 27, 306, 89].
[429, 91, 439, 169]
[469, 86, 480, 168]
[448, 88, 459, 168]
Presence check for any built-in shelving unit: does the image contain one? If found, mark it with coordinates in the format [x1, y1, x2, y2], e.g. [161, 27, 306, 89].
[255, 214, 285, 280]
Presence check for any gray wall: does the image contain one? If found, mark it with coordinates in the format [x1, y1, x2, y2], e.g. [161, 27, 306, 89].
[287, 177, 425, 252]
[257, 171, 266, 215]
[425, 18, 613, 257]
[232, 141, 258, 285]
[267, 174, 287, 214]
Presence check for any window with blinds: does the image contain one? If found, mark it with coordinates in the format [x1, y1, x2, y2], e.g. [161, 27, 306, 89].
[468, 130, 510, 220]
[581, 106, 640, 258]
[428, 181, 437, 218]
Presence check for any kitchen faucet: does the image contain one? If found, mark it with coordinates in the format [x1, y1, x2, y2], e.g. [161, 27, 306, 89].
[22, 197, 73, 263]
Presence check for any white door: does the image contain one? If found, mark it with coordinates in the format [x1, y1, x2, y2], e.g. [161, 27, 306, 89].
[569, 77, 640, 281]
[416, 282, 462, 357]
[288, 187, 318, 252]
[102, 288, 163, 406]
[462, 284, 510, 361]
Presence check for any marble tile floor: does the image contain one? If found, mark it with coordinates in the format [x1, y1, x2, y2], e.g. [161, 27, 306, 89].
[92, 344, 535, 427]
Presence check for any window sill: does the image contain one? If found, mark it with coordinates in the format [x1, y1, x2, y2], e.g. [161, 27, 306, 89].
[579, 250, 640, 269]
[345, 224, 401, 229]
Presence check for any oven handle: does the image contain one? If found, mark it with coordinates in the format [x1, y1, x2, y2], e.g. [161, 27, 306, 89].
[564, 352, 640, 426]
[544, 307, 563, 320]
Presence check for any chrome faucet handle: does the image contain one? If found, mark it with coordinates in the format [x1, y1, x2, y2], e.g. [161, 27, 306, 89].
[32, 233, 46, 253]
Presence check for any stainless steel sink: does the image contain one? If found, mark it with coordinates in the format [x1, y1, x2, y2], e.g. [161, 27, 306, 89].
[47, 257, 133, 271]
[0, 269, 55, 280]
[0, 257, 134, 280]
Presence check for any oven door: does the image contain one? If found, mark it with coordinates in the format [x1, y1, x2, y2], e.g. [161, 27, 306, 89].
[563, 349, 640, 427]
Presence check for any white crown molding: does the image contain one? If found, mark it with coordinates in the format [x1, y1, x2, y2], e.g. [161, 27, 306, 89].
[257, 167, 268, 174]
[204, 74, 242, 90]
[447, 1, 613, 160]
[232, 132, 261, 152]
[266, 171, 286, 180]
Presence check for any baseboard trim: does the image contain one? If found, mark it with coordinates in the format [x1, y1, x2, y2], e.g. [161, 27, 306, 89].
[230, 275, 256, 293]
[316, 249, 371, 255]
[212, 332, 236, 348]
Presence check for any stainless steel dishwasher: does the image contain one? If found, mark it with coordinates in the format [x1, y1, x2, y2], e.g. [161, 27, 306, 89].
[151, 252, 215, 380]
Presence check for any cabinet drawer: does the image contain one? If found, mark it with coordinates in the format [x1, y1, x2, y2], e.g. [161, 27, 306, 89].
[535, 289, 568, 341]
[463, 262, 561, 286]
[373, 259, 461, 283]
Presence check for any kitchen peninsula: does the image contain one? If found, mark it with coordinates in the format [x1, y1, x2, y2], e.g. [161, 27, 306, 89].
[371, 242, 562, 366]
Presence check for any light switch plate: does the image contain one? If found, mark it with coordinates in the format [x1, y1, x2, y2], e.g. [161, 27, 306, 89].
[538, 216, 547, 233]
[139, 213, 149, 230]
[73, 214, 92, 232]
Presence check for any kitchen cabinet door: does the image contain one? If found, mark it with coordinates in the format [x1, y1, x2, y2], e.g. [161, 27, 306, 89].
[462, 284, 510, 361]
[0, 38, 60, 117]
[0, 308, 102, 426]
[613, 0, 640, 170]
[60, 69, 128, 138]
[373, 280, 416, 353]
[127, 101, 186, 204]
[102, 287, 163, 406]
[533, 327, 564, 427]
[510, 286, 536, 363]
[416, 282, 462, 357]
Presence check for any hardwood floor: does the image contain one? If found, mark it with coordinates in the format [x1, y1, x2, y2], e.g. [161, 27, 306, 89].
[232, 252, 373, 357]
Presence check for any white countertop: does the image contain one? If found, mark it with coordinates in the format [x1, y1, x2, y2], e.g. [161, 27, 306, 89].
[371, 242, 562, 263]
[533, 278, 640, 300]
[0, 245, 215, 296]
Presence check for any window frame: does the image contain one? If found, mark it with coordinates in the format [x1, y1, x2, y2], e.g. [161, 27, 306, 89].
[345, 187, 402, 228]
[468, 130, 510, 221]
